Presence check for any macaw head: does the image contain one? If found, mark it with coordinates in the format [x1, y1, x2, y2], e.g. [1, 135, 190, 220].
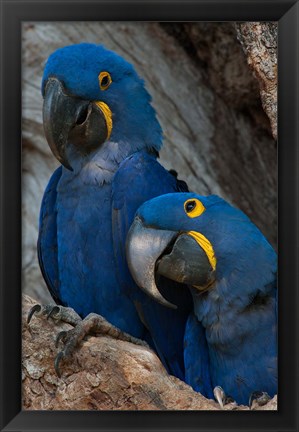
[126, 193, 276, 308]
[42, 43, 162, 170]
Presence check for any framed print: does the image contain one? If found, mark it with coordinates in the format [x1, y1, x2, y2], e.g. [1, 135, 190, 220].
[0, 1, 298, 431]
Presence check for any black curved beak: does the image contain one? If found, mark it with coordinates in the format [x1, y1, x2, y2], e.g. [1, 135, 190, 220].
[157, 234, 215, 289]
[43, 77, 108, 170]
[126, 217, 215, 309]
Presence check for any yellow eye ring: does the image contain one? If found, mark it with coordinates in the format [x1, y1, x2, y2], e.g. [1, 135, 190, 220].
[184, 198, 205, 218]
[99, 71, 112, 90]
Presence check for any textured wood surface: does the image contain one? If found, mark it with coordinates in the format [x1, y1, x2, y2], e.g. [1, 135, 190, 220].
[22, 295, 277, 410]
[235, 22, 277, 139]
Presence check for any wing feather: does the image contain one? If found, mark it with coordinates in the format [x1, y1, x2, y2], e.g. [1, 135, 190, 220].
[37, 167, 64, 304]
[112, 151, 192, 379]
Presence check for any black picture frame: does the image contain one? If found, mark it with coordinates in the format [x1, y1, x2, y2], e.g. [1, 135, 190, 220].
[0, 0, 298, 431]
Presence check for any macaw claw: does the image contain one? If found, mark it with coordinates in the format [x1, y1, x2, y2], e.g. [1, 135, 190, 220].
[213, 386, 236, 409]
[27, 304, 42, 324]
[27, 304, 82, 326]
[54, 351, 65, 378]
[52, 312, 150, 377]
[46, 305, 60, 320]
[28, 305, 150, 378]
[55, 330, 68, 348]
[249, 391, 271, 409]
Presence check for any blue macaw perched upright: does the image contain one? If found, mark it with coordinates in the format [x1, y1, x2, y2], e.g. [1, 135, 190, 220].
[30, 43, 194, 380]
[126, 193, 277, 405]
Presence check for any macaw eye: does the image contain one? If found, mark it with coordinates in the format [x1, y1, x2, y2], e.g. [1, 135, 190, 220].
[185, 201, 196, 212]
[99, 71, 112, 90]
[184, 198, 205, 218]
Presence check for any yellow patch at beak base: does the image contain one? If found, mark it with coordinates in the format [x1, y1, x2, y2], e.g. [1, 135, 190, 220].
[187, 231, 216, 271]
[95, 101, 113, 140]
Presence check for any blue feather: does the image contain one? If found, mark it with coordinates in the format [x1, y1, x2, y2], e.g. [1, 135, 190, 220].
[112, 151, 193, 379]
[184, 313, 214, 398]
[42, 43, 163, 152]
[134, 192, 277, 404]
[39, 44, 192, 380]
[38, 166, 62, 304]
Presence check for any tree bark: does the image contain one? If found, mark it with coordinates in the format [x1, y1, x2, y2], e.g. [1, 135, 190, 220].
[235, 22, 277, 140]
[22, 295, 277, 410]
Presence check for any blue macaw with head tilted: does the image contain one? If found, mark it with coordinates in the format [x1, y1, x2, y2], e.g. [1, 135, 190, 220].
[38, 43, 195, 381]
[126, 193, 277, 405]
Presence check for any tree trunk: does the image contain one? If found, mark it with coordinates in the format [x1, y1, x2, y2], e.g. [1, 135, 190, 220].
[22, 295, 277, 410]
[235, 22, 277, 140]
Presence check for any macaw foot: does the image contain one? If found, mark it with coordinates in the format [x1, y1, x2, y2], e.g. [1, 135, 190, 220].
[213, 386, 236, 410]
[27, 303, 82, 326]
[249, 391, 271, 409]
[54, 313, 150, 377]
[28, 305, 149, 377]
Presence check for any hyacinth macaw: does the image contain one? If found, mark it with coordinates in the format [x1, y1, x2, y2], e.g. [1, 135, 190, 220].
[126, 193, 277, 405]
[30, 43, 193, 379]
